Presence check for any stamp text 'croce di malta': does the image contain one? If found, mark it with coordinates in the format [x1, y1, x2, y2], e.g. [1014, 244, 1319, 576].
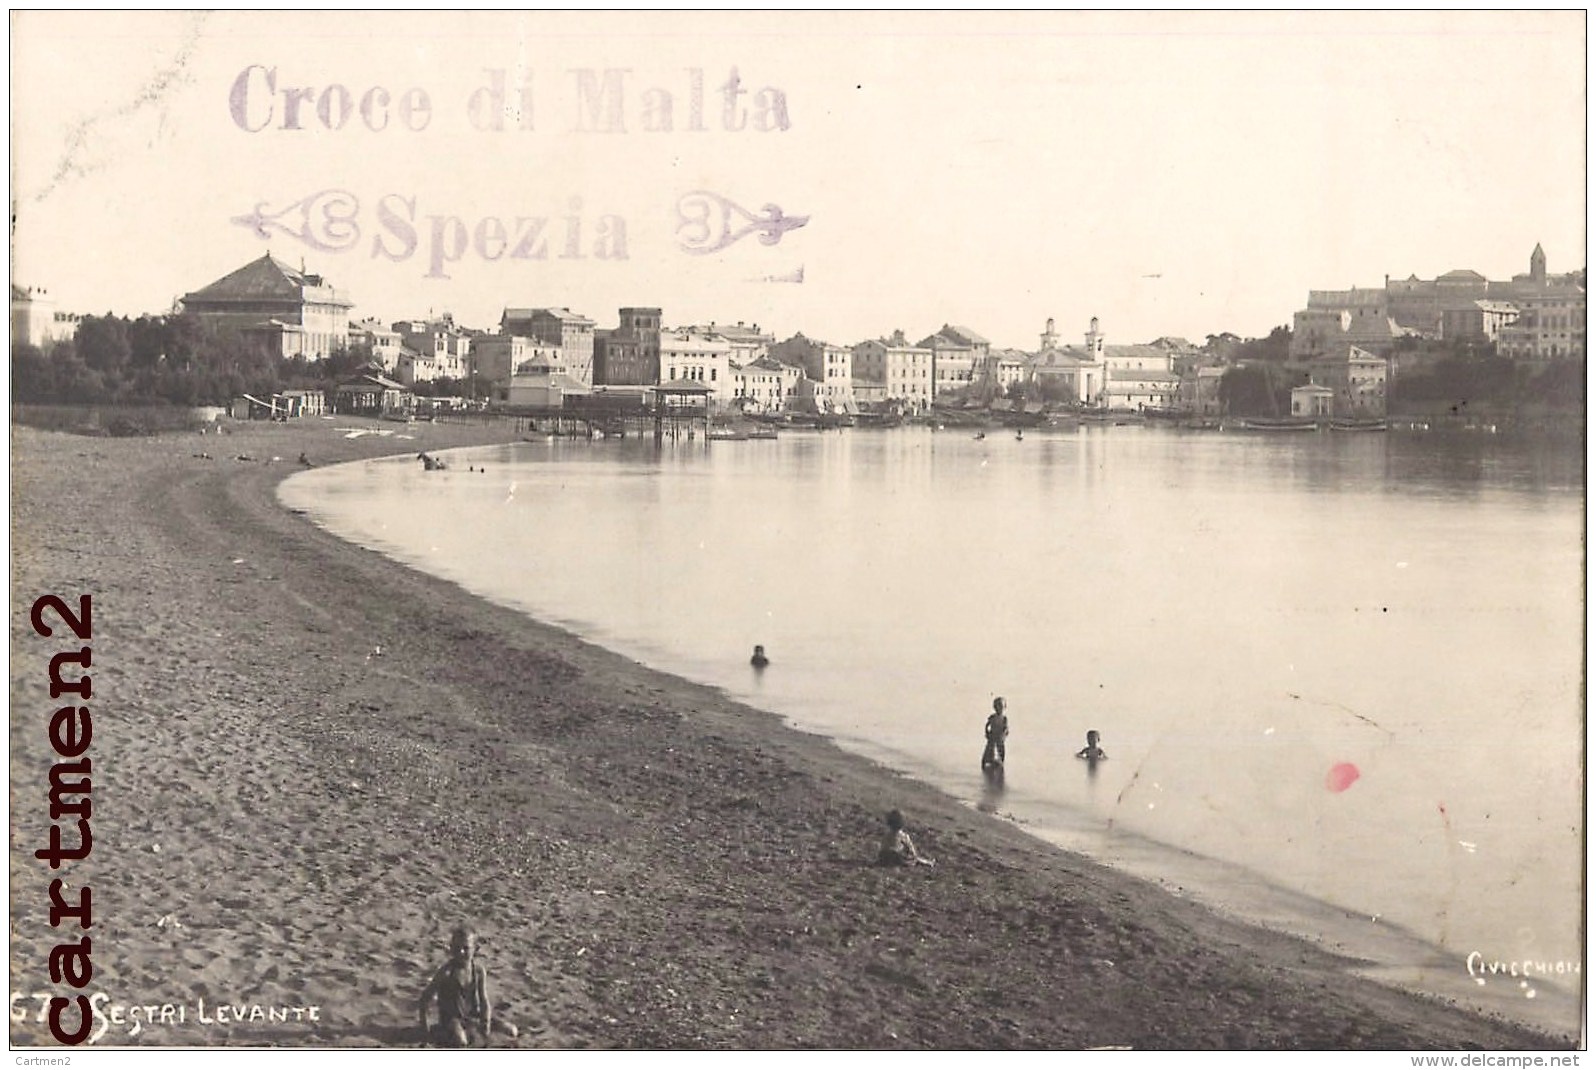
[229, 66, 791, 134]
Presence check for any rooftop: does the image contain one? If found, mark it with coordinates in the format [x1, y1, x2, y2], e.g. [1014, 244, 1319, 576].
[183, 253, 350, 306]
[939, 324, 990, 346]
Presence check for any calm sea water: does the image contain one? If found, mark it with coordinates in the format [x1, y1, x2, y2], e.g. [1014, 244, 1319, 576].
[282, 424, 1584, 1025]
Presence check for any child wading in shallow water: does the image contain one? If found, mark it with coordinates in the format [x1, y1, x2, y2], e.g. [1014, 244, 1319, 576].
[419, 926, 519, 1047]
[877, 809, 935, 867]
[1075, 730, 1107, 761]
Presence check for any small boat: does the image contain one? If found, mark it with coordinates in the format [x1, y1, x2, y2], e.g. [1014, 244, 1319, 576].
[854, 412, 904, 429]
[746, 427, 779, 440]
[707, 427, 750, 441]
[1329, 418, 1388, 433]
[1239, 418, 1319, 432]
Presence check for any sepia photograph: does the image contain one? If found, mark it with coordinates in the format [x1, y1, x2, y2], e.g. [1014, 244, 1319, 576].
[8, 10, 1586, 1056]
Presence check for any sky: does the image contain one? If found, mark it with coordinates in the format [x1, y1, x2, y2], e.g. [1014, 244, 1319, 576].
[10, 10, 1587, 352]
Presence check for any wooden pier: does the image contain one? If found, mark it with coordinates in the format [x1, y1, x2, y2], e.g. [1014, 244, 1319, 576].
[438, 382, 715, 446]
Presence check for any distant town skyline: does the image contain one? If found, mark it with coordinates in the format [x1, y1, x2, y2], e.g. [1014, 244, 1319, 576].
[12, 11, 1586, 350]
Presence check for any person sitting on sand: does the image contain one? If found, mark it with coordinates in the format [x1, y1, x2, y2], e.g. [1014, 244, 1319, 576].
[750, 644, 769, 669]
[419, 926, 517, 1047]
[1075, 729, 1107, 761]
[981, 697, 1009, 770]
[877, 809, 934, 867]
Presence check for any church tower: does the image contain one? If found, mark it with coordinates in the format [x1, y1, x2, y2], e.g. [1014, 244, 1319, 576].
[1530, 243, 1547, 285]
[1084, 317, 1106, 405]
[1085, 316, 1104, 360]
[1040, 317, 1058, 351]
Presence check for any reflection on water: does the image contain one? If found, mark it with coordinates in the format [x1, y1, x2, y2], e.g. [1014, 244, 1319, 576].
[283, 424, 1583, 1024]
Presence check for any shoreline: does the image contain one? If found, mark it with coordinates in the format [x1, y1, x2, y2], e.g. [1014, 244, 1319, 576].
[9, 417, 1578, 1049]
[285, 431, 1584, 1037]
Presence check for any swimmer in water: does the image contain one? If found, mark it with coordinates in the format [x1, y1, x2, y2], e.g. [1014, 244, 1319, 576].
[1075, 730, 1107, 761]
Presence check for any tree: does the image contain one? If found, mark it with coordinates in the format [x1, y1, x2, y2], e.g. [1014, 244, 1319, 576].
[1235, 325, 1292, 363]
[1218, 364, 1295, 416]
[11, 342, 54, 402]
[74, 315, 133, 377]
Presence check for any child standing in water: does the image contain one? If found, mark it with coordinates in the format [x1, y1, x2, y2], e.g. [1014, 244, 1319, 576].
[1075, 730, 1107, 761]
[982, 697, 1009, 770]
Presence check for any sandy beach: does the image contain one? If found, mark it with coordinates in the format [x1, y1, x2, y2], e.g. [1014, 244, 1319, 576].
[8, 417, 1575, 1049]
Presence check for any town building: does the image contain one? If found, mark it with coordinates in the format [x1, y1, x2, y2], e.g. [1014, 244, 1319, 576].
[1026, 349, 1102, 403]
[501, 307, 597, 385]
[1290, 383, 1335, 418]
[346, 318, 403, 374]
[1291, 244, 1585, 361]
[394, 315, 471, 381]
[770, 332, 855, 413]
[659, 328, 734, 405]
[471, 334, 566, 398]
[1497, 285, 1586, 361]
[1097, 322, 1180, 411]
[684, 322, 773, 364]
[851, 332, 933, 412]
[181, 253, 353, 359]
[1025, 318, 1176, 410]
[1308, 345, 1388, 416]
[505, 346, 591, 408]
[917, 328, 980, 400]
[731, 356, 793, 412]
[10, 285, 77, 351]
[988, 348, 1030, 394]
[1290, 289, 1410, 361]
[1439, 300, 1520, 345]
[593, 307, 663, 386]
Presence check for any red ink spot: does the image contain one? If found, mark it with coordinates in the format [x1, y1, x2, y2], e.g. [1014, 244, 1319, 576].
[1326, 762, 1360, 793]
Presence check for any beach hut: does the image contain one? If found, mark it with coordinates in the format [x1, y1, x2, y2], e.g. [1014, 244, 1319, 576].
[332, 372, 412, 418]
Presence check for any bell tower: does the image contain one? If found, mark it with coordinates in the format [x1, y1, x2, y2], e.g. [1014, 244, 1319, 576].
[1040, 317, 1058, 351]
[1531, 243, 1547, 285]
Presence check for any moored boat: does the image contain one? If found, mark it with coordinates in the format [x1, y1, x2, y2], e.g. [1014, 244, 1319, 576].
[1329, 418, 1388, 432]
[855, 412, 904, 429]
[1239, 418, 1319, 432]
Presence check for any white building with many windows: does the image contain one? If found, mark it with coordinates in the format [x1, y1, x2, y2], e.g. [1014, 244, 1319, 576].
[660, 329, 734, 405]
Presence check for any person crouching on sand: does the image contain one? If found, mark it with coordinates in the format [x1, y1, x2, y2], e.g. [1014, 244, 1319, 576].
[877, 809, 934, 867]
[419, 926, 518, 1047]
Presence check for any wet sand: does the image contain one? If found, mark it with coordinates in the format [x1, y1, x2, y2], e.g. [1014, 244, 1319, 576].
[8, 417, 1576, 1049]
